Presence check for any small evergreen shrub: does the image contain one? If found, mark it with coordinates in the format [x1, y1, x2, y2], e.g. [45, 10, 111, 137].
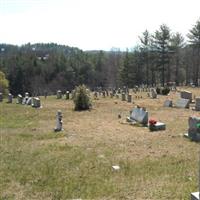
[156, 87, 161, 94]
[73, 85, 92, 111]
[161, 87, 170, 95]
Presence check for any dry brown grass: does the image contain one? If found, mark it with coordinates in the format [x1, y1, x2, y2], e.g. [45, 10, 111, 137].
[1, 86, 200, 199]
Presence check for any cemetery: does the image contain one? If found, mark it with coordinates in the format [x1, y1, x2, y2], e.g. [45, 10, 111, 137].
[0, 86, 200, 199]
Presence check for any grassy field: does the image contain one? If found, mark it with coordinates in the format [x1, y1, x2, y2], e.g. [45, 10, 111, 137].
[0, 87, 200, 199]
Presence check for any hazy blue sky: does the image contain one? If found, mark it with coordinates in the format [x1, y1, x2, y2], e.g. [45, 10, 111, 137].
[0, 0, 200, 50]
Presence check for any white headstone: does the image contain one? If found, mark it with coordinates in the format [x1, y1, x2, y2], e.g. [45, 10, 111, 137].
[17, 94, 23, 104]
[26, 97, 32, 105]
[7, 93, 13, 103]
[32, 97, 41, 108]
[65, 91, 70, 100]
[57, 90, 62, 99]
[150, 88, 157, 99]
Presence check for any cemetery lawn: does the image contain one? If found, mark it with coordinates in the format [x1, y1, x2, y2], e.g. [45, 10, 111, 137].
[0, 87, 200, 199]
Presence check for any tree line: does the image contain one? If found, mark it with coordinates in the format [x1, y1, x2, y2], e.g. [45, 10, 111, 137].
[0, 19, 200, 95]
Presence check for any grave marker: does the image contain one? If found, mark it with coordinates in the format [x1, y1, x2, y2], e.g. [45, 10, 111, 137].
[164, 99, 173, 107]
[0, 92, 3, 102]
[7, 93, 13, 103]
[175, 98, 190, 109]
[129, 107, 148, 125]
[54, 110, 63, 132]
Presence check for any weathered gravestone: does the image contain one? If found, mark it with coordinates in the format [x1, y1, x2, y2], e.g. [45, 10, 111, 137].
[26, 97, 32, 105]
[122, 93, 126, 101]
[175, 98, 190, 109]
[185, 116, 200, 142]
[128, 107, 148, 125]
[181, 90, 192, 102]
[195, 97, 200, 111]
[164, 99, 173, 107]
[65, 91, 70, 100]
[54, 110, 63, 132]
[150, 88, 157, 99]
[25, 92, 29, 98]
[57, 90, 62, 99]
[7, 93, 13, 103]
[127, 94, 132, 103]
[0, 92, 3, 102]
[17, 94, 23, 104]
[31, 97, 41, 108]
[102, 91, 106, 98]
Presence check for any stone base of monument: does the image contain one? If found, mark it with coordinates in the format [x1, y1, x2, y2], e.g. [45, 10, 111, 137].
[184, 133, 200, 142]
[191, 192, 199, 200]
[149, 122, 166, 131]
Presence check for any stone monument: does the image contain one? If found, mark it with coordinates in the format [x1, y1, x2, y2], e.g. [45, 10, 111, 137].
[54, 110, 63, 132]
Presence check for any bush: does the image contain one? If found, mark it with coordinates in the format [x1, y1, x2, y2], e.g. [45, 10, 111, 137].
[73, 85, 92, 111]
[161, 87, 170, 95]
[156, 87, 170, 95]
[156, 87, 161, 94]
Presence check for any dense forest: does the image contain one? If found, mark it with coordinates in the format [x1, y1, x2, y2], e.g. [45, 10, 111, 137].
[0, 19, 200, 96]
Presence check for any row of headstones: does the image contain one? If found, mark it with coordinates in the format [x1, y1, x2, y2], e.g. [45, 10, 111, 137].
[57, 90, 70, 100]
[163, 90, 200, 110]
[0, 92, 41, 108]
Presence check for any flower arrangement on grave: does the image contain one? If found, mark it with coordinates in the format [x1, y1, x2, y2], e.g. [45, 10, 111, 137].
[196, 123, 200, 133]
[149, 118, 157, 131]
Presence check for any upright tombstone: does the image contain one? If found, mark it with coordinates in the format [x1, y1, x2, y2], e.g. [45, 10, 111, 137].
[164, 99, 173, 107]
[175, 98, 190, 109]
[122, 93, 126, 101]
[117, 88, 121, 94]
[94, 91, 98, 99]
[127, 94, 132, 103]
[65, 91, 70, 100]
[31, 97, 41, 108]
[26, 97, 32, 105]
[17, 94, 23, 104]
[54, 110, 63, 132]
[129, 107, 148, 125]
[7, 93, 13, 103]
[102, 91, 106, 98]
[0, 92, 3, 102]
[180, 90, 192, 102]
[57, 90, 62, 99]
[150, 88, 157, 99]
[195, 97, 200, 111]
[25, 92, 29, 98]
[187, 116, 200, 142]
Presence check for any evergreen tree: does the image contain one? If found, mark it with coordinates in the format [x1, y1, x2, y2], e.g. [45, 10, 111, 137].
[153, 24, 171, 86]
[187, 19, 200, 85]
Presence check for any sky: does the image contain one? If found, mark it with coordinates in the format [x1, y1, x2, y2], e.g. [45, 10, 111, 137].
[0, 0, 200, 51]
